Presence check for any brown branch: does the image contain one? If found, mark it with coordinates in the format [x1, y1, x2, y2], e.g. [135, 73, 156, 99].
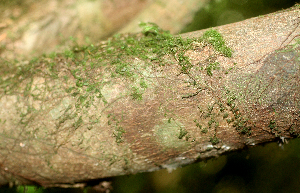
[0, 6, 300, 188]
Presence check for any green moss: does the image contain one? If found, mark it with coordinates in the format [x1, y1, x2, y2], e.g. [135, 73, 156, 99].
[64, 49, 75, 59]
[201, 127, 208, 133]
[115, 62, 134, 77]
[268, 120, 279, 135]
[223, 113, 229, 119]
[200, 29, 233, 57]
[208, 118, 215, 128]
[139, 78, 148, 89]
[178, 127, 188, 139]
[233, 118, 251, 135]
[204, 104, 214, 118]
[131, 86, 143, 101]
[223, 89, 252, 135]
[210, 136, 219, 145]
[113, 127, 126, 144]
[1, 22, 233, 107]
[0, 22, 234, 146]
[206, 62, 220, 76]
[107, 113, 126, 144]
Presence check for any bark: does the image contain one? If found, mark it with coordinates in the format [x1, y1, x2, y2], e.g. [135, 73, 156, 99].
[0, 6, 300, 188]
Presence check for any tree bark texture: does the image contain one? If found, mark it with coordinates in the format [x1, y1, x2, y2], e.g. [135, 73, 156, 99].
[0, 7, 300, 187]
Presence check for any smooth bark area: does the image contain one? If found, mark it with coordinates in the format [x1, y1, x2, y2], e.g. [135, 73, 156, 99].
[0, 6, 299, 188]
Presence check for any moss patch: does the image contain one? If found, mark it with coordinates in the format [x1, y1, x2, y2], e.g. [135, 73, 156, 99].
[200, 29, 232, 57]
[0, 22, 233, 147]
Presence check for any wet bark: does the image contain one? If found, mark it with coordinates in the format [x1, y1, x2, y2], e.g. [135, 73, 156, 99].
[0, 7, 299, 188]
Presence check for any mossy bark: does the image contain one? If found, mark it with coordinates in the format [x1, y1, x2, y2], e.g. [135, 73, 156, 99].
[0, 6, 299, 187]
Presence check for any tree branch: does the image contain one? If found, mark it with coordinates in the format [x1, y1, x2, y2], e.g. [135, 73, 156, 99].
[0, 6, 299, 188]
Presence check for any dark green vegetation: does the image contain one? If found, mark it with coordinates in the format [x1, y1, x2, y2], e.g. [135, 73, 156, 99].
[181, 0, 297, 33]
[200, 30, 232, 57]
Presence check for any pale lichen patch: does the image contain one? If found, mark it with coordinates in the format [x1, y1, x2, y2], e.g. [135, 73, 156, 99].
[153, 119, 189, 149]
[49, 98, 72, 120]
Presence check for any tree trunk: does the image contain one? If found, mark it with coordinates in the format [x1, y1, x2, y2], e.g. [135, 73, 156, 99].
[0, 6, 299, 188]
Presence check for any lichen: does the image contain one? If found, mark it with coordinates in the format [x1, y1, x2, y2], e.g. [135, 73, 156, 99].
[153, 119, 189, 149]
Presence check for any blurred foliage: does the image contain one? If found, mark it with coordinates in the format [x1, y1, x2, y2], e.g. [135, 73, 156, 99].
[181, 0, 297, 33]
[0, 0, 24, 6]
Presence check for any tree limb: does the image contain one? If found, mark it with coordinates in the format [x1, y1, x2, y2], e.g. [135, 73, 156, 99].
[0, 6, 299, 188]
